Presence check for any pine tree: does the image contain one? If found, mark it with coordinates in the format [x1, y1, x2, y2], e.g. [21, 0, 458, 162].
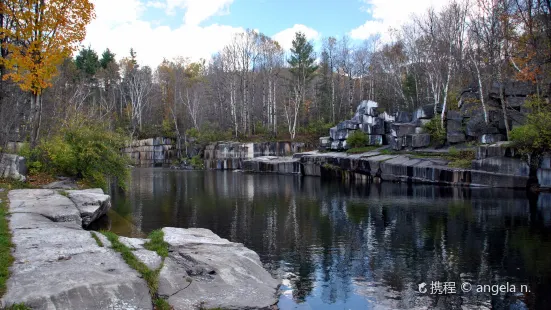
[285, 32, 318, 139]
[100, 49, 116, 69]
[75, 46, 100, 77]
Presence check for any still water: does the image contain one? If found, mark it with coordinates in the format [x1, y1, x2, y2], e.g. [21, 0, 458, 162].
[100, 168, 551, 310]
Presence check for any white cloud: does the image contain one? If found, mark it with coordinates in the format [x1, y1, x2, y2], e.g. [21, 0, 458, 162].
[84, 0, 242, 68]
[350, 0, 449, 41]
[272, 24, 320, 51]
[146, 1, 166, 9]
[165, 0, 234, 25]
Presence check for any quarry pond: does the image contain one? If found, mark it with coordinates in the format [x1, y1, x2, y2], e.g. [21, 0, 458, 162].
[99, 168, 551, 310]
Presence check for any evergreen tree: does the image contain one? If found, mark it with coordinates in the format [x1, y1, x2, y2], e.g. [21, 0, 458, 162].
[75, 46, 100, 77]
[285, 32, 318, 139]
[100, 48, 116, 69]
[288, 32, 318, 85]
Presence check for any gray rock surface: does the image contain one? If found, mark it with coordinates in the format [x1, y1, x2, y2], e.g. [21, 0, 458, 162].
[391, 123, 416, 137]
[42, 179, 78, 190]
[406, 134, 431, 149]
[158, 227, 279, 310]
[447, 132, 466, 144]
[0, 153, 27, 182]
[66, 189, 111, 227]
[2, 190, 152, 310]
[134, 249, 162, 271]
[413, 105, 435, 120]
[9, 189, 82, 226]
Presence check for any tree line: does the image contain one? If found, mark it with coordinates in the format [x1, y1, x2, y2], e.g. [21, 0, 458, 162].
[0, 0, 549, 152]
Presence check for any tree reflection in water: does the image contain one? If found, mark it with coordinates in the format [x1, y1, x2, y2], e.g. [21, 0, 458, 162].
[102, 169, 551, 310]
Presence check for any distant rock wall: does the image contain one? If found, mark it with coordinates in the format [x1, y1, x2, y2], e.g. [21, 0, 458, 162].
[238, 142, 550, 189]
[122, 137, 175, 167]
[320, 98, 519, 152]
[0, 153, 27, 181]
[204, 141, 306, 170]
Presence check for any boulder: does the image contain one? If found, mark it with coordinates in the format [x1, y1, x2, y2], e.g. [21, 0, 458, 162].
[466, 115, 499, 137]
[447, 132, 466, 144]
[329, 127, 338, 140]
[337, 120, 358, 130]
[405, 134, 431, 149]
[336, 129, 349, 140]
[489, 81, 536, 97]
[356, 100, 378, 115]
[479, 134, 506, 144]
[395, 111, 411, 123]
[330, 141, 342, 151]
[319, 136, 331, 148]
[361, 120, 384, 135]
[413, 105, 435, 120]
[0, 153, 27, 182]
[379, 111, 395, 122]
[367, 135, 383, 146]
[391, 123, 417, 137]
[390, 136, 405, 151]
[506, 96, 526, 107]
[362, 114, 378, 125]
[350, 115, 362, 124]
[158, 228, 279, 310]
[447, 119, 463, 132]
[446, 110, 463, 120]
[460, 101, 480, 118]
[384, 121, 393, 134]
[476, 142, 517, 159]
[66, 189, 111, 227]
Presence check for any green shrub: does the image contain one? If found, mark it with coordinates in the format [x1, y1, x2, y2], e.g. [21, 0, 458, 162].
[423, 116, 447, 147]
[346, 130, 368, 148]
[189, 155, 204, 169]
[22, 124, 130, 190]
[299, 119, 335, 136]
[510, 96, 551, 165]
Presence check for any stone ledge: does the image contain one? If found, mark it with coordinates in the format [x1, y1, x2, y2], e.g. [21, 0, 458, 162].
[2, 189, 280, 310]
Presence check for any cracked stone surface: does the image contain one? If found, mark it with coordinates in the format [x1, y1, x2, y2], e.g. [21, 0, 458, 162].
[2, 190, 279, 310]
[66, 189, 111, 227]
[1, 190, 152, 310]
[158, 227, 279, 310]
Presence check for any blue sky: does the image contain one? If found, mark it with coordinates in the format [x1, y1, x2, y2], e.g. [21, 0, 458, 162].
[84, 0, 448, 67]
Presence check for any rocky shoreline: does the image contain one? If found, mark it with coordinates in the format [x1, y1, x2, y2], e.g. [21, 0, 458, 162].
[1, 189, 279, 310]
[236, 142, 548, 189]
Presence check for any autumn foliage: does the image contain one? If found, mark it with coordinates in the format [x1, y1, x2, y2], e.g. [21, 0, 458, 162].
[0, 0, 95, 95]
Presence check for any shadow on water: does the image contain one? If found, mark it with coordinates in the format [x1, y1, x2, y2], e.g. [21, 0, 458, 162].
[95, 168, 551, 310]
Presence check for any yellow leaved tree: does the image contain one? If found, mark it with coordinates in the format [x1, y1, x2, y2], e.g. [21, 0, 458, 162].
[0, 0, 95, 146]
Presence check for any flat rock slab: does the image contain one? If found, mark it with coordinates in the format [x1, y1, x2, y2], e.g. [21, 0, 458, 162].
[8, 189, 82, 226]
[66, 189, 111, 227]
[2, 212, 152, 310]
[158, 227, 279, 310]
[2, 189, 152, 310]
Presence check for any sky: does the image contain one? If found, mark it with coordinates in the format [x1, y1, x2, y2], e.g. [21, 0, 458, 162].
[83, 0, 448, 68]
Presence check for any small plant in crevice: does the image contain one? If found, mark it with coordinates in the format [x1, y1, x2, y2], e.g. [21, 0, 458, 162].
[100, 230, 171, 309]
[90, 232, 104, 247]
[144, 230, 169, 258]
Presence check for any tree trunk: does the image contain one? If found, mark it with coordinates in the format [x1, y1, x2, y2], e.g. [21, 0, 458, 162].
[30, 92, 42, 148]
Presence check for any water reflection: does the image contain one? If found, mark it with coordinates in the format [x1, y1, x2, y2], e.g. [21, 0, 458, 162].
[99, 169, 551, 310]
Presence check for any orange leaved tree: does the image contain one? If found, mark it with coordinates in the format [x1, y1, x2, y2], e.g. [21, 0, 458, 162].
[0, 0, 95, 146]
